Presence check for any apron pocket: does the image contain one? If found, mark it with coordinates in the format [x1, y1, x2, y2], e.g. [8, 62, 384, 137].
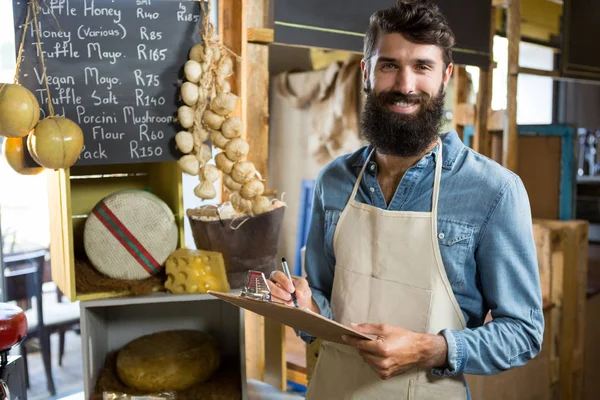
[408, 378, 467, 400]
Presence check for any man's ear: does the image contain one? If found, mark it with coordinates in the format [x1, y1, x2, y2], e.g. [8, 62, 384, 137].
[443, 62, 453, 89]
[361, 58, 370, 93]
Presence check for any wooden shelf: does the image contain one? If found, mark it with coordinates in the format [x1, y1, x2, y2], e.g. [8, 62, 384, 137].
[80, 289, 243, 309]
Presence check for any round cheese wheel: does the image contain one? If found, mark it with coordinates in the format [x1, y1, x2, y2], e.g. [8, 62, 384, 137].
[116, 330, 220, 392]
[84, 190, 178, 280]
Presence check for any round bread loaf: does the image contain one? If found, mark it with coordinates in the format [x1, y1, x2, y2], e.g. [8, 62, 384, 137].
[84, 189, 178, 280]
[116, 330, 220, 392]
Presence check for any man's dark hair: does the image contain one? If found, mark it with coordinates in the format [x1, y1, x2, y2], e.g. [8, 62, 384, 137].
[364, 0, 455, 68]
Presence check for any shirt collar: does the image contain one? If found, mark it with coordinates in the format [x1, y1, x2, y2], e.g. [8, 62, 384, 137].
[352, 131, 464, 171]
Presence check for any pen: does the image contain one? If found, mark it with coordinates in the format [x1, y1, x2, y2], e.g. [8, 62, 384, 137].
[281, 257, 298, 307]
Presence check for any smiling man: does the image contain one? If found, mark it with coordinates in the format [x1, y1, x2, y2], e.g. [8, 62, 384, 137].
[267, 1, 544, 399]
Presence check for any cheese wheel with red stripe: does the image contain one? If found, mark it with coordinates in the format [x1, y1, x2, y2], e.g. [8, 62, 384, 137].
[84, 190, 179, 280]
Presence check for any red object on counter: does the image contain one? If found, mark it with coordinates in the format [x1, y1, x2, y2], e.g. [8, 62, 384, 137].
[0, 303, 27, 352]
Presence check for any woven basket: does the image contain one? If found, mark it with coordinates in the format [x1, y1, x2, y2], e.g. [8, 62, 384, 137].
[187, 205, 286, 289]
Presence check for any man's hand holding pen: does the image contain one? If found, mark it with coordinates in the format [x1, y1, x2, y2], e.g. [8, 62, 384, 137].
[267, 267, 318, 312]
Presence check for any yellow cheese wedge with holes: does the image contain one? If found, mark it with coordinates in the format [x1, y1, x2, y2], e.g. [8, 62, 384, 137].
[164, 248, 230, 294]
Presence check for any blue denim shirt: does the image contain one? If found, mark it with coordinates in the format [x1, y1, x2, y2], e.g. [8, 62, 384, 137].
[301, 131, 544, 379]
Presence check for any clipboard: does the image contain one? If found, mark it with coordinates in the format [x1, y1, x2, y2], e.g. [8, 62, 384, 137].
[208, 290, 375, 345]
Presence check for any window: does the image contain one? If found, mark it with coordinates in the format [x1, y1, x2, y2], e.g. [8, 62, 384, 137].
[466, 35, 556, 125]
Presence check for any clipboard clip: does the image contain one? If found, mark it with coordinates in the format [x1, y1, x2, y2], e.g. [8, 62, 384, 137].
[240, 270, 272, 302]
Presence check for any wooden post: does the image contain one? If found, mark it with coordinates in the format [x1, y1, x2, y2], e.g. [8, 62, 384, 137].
[452, 66, 469, 141]
[503, 0, 520, 172]
[473, 4, 496, 158]
[219, 0, 271, 385]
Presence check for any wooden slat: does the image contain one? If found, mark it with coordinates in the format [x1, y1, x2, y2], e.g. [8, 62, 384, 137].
[246, 43, 270, 183]
[452, 66, 469, 141]
[473, 4, 495, 158]
[473, 68, 492, 156]
[248, 28, 274, 43]
[264, 318, 286, 390]
[503, 0, 521, 172]
[47, 168, 76, 300]
[518, 67, 560, 78]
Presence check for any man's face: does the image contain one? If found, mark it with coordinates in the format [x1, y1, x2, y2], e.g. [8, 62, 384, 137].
[360, 33, 453, 157]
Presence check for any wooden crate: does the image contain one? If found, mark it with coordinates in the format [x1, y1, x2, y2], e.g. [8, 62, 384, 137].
[533, 219, 589, 400]
[47, 162, 184, 302]
[79, 292, 247, 399]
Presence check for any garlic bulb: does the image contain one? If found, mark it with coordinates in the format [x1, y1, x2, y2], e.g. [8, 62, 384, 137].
[193, 125, 210, 143]
[210, 92, 238, 116]
[194, 181, 216, 199]
[252, 196, 272, 215]
[218, 57, 233, 79]
[240, 179, 265, 200]
[221, 116, 243, 139]
[225, 138, 249, 162]
[184, 60, 202, 83]
[210, 130, 229, 149]
[215, 152, 235, 174]
[178, 155, 200, 176]
[231, 161, 256, 183]
[224, 174, 242, 191]
[203, 110, 225, 130]
[178, 106, 194, 129]
[230, 191, 253, 213]
[201, 164, 219, 183]
[175, 131, 194, 154]
[216, 79, 231, 95]
[196, 144, 212, 166]
[189, 44, 205, 63]
[181, 82, 199, 106]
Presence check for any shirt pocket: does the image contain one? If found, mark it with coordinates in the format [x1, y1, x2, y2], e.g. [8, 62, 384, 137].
[437, 218, 475, 287]
[324, 209, 341, 256]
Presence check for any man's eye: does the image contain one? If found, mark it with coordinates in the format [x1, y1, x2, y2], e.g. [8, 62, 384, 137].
[382, 63, 397, 70]
[416, 65, 430, 71]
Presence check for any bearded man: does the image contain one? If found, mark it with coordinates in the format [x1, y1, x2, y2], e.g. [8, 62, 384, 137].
[268, 1, 544, 398]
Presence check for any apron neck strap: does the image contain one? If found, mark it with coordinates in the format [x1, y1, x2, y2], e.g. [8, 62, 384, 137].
[431, 137, 443, 217]
[350, 138, 444, 213]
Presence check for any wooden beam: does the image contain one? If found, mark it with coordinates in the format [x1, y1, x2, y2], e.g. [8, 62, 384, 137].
[473, 68, 492, 156]
[473, 2, 495, 158]
[492, 0, 509, 7]
[248, 27, 274, 43]
[518, 67, 560, 78]
[452, 66, 469, 141]
[503, 0, 521, 172]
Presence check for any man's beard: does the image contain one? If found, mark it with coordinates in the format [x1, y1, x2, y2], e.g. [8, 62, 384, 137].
[359, 85, 446, 157]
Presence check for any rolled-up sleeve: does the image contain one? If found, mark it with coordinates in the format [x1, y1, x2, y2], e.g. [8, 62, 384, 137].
[434, 175, 544, 376]
[297, 179, 336, 344]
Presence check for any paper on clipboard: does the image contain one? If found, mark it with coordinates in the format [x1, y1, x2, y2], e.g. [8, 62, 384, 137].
[208, 291, 375, 345]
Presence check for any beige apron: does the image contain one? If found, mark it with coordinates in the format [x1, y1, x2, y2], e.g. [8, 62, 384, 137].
[306, 140, 468, 399]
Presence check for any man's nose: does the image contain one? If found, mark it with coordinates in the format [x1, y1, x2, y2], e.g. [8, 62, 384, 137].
[394, 70, 416, 95]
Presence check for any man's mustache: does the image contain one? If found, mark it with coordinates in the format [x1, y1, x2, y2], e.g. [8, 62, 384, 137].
[376, 91, 428, 106]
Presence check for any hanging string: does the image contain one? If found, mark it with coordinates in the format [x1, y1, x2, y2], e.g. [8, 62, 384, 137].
[14, 5, 32, 85]
[30, 0, 55, 117]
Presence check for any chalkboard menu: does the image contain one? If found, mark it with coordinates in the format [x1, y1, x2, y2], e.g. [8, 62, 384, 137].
[561, 0, 600, 81]
[273, 0, 492, 68]
[12, 0, 203, 166]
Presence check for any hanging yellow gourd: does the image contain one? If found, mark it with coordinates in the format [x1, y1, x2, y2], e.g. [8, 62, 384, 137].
[28, 117, 84, 169]
[0, 84, 40, 139]
[3, 136, 44, 175]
